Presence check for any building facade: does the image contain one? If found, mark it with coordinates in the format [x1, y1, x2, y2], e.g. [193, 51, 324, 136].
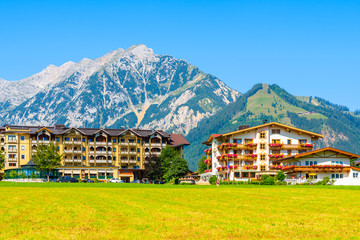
[277, 148, 360, 185]
[0, 124, 190, 181]
[202, 122, 324, 181]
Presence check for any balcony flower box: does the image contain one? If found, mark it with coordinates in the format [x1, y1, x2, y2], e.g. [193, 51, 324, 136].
[300, 143, 314, 148]
[245, 165, 258, 170]
[245, 143, 257, 147]
[204, 169, 212, 173]
[269, 154, 284, 159]
[227, 154, 238, 158]
[246, 154, 258, 158]
[216, 166, 228, 171]
[204, 158, 212, 164]
[269, 143, 283, 147]
[270, 165, 283, 170]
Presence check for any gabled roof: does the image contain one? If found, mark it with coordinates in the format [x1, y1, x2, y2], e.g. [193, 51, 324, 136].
[169, 134, 190, 147]
[279, 147, 360, 161]
[202, 134, 222, 145]
[36, 127, 53, 134]
[222, 122, 324, 139]
[61, 127, 86, 135]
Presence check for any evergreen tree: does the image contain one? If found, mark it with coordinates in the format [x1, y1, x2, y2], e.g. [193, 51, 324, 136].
[198, 155, 207, 174]
[0, 149, 4, 170]
[144, 155, 162, 181]
[32, 143, 62, 182]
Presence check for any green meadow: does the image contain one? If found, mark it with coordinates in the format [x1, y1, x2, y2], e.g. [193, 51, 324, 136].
[1, 182, 360, 240]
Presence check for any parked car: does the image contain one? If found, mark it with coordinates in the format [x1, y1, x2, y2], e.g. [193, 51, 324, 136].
[154, 180, 165, 184]
[70, 178, 79, 183]
[56, 176, 72, 182]
[130, 180, 142, 184]
[108, 178, 124, 183]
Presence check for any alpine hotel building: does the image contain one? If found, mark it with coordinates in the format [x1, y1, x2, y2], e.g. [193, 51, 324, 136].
[0, 124, 190, 182]
[202, 122, 360, 185]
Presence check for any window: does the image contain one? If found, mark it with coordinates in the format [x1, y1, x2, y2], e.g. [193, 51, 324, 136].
[260, 166, 266, 171]
[272, 150, 280, 154]
[83, 156, 86, 160]
[113, 139, 117, 143]
[65, 137, 70, 141]
[272, 139, 280, 144]
[21, 155, 25, 159]
[299, 139, 307, 144]
[137, 148, 140, 152]
[56, 137, 60, 142]
[260, 132, 266, 139]
[21, 145, 25, 151]
[137, 139, 141, 143]
[287, 139, 291, 145]
[56, 146, 59, 150]
[340, 174, 343, 178]
[260, 154, 265, 161]
[113, 156, 116, 160]
[20, 136, 25, 141]
[82, 147, 85, 151]
[314, 161, 318, 165]
[260, 143, 266, 150]
[287, 150, 292, 156]
[113, 148, 116, 152]
[233, 139, 242, 144]
[353, 173, 359, 178]
[137, 157, 140, 161]
[305, 161, 309, 166]
[9, 163, 16, 167]
[120, 139, 125, 143]
[271, 129, 280, 134]
[340, 161, 343, 165]
[299, 150, 307, 154]
[82, 138, 86, 142]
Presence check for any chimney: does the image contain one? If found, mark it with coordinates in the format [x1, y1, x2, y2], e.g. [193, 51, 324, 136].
[54, 124, 65, 130]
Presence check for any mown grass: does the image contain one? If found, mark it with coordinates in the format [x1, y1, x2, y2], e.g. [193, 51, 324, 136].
[0, 182, 360, 239]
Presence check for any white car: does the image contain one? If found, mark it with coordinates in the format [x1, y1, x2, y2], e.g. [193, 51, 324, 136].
[108, 178, 124, 183]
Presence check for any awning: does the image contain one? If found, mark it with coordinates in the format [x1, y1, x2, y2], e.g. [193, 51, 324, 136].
[64, 170, 72, 174]
[72, 170, 80, 174]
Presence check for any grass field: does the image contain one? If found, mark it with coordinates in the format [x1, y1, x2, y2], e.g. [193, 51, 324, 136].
[1, 182, 360, 239]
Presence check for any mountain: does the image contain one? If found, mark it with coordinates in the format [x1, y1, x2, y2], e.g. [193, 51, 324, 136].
[1, 46, 359, 171]
[0, 44, 240, 135]
[184, 83, 360, 170]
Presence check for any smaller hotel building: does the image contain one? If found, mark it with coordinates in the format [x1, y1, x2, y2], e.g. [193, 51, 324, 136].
[0, 124, 190, 181]
[202, 122, 360, 185]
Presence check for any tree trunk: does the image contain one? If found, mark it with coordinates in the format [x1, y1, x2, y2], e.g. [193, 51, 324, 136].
[47, 175, 50, 182]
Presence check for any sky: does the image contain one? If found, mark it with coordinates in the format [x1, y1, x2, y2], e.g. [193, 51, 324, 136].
[0, 0, 359, 110]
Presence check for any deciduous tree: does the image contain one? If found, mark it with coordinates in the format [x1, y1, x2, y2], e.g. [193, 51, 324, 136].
[32, 143, 62, 182]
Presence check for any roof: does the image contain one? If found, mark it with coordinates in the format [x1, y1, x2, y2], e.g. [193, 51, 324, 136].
[202, 134, 222, 145]
[169, 133, 190, 147]
[222, 122, 324, 138]
[279, 147, 360, 161]
[21, 160, 36, 167]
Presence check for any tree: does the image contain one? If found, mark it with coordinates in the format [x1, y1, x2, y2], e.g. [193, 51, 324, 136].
[164, 155, 189, 182]
[0, 149, 4, 170]
[276, 171, 286, 182]
[144, 155, 162, 181]
[32, 143, 62, 182]
[160, 146, 179, 177]
[198, 155, 207, 174]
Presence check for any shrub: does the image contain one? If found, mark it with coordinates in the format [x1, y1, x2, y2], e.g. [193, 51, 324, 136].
[30, 172, 39, 179]
[261, 175, 275, 185]
[9, 170, 18, 179]
[209, 176, 217, 185]
[276, 171, 286, 182]
[20, 173, 27, 179]
[91, 178, 99, 183]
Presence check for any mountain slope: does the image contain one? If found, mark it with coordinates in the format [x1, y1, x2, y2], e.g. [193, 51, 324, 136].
[0, 45, 240, 135]
[185, 83, 360, 170]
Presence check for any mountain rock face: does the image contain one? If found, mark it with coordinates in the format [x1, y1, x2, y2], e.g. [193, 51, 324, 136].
[0, 45, 240, 135]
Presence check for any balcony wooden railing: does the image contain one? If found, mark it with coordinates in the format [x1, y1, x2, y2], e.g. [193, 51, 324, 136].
[216, 154, 257, 161]
[268, 144, 314, 150]
[217, 143, 257, 151]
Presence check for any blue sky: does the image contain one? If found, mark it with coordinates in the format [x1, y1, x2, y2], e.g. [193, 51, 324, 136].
[0, 0, 359, 110]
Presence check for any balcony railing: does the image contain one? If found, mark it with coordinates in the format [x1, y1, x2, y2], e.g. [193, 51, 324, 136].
[96, 150, 107, 155]
[120, 151, 129, 154]
[8, 158, 17, 161]
[31, 140, 38, 144]
[151, 143, 161, 147]
[129, 160, 137, 164]
[217, 143, 257, 151]
[128, 142, 136, 146]
[89, 151, 95, 155]
[96, 142, 107, 146]
[8, 149, 17, 153]
[38, 140, 50, 144]
[129, 151, 137, 155]
[8, 139, 17, 143]
[217, 154, 257, 161]
[73, 141, 82, 145]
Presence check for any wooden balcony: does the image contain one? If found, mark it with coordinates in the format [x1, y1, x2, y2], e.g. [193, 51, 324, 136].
[218, 143, 257, 151]
[217, 154, 257, 161]
[268, 144, 314, 150]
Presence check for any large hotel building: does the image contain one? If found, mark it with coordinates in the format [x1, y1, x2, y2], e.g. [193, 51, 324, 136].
[0, 124, 190, 181]
[202, 122, 360, 185]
